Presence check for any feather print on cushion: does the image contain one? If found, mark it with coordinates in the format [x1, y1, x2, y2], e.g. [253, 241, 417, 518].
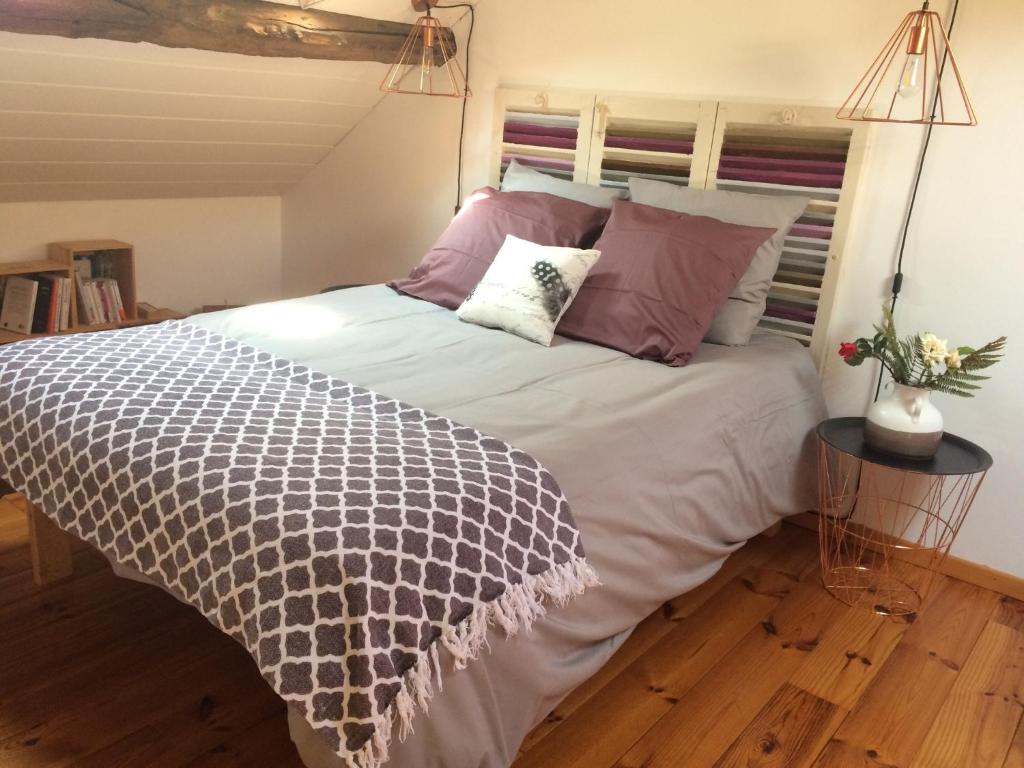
[530, 260, 573, 321]
[457, 234, 601, 346]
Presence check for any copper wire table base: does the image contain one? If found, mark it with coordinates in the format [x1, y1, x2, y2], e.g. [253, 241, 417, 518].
[820, 564, 923, 617]
[816, 420, 990, 619]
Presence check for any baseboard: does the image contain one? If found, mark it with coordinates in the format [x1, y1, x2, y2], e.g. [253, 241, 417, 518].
[786, 512, 1024, 602]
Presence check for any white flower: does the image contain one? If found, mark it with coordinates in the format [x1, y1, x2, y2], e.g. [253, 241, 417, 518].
[945, 349, 962, 369]
[919, 333, 949, 367]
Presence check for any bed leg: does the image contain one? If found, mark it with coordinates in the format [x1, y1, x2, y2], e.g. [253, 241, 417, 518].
[27, 501, 73, 586]
[761, 521, 784, 538]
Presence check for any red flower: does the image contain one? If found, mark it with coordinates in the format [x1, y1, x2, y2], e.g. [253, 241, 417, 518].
[838, 342, 858, 361]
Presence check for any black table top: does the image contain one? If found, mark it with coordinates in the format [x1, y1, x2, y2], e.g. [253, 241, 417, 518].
[817, 417, 993, 476]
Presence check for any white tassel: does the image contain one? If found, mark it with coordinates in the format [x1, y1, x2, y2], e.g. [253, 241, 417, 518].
[430, 642, 443, 691]
[335, 556, 597, 768]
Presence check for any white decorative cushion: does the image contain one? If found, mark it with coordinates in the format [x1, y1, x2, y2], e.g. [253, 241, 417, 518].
[457, 234, 601, 346]
[501, 159, 626, 209]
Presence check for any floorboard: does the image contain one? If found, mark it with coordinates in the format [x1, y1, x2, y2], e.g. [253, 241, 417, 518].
[811, 577, 999, 768]
[1004, 719, 1024, 768]
[712, 683, 844, 768]
[0, 496, 1020, 768]
[911, 620, 1024, 768]
[517, 524, 809, 754]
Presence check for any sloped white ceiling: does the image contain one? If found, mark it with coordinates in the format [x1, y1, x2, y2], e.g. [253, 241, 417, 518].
[0, 0, 443, 202]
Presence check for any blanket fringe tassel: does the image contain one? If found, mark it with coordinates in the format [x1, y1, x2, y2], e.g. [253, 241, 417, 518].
[345, 556, 599, 768]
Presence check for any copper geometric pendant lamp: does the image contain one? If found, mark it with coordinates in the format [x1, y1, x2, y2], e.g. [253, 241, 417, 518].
[837, 0, 977, 400]
[837, 0, 976, 125]
[380, 0, 471, 98]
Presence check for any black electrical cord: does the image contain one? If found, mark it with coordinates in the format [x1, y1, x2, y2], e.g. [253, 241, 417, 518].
[873, 0, 960, 400]
[435, 2, 475, 213]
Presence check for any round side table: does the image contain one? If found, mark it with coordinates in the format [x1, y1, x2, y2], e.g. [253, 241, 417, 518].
[815, 417, 992, 618]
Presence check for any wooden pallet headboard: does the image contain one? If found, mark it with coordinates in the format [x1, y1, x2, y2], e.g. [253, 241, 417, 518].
[491, 87, 869, 371]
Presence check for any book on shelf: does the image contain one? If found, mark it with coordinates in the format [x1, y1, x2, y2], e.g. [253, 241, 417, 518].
[47, 276, 59, 334]
[0, 277, 38, 335]
[73, 258, 94, 326]
[83, 281, 100, 325]
[97, 279, 111, 323]
[31, 276, 54, 334]
[59, 276, 71, 331]
[101, 278, 126, 322]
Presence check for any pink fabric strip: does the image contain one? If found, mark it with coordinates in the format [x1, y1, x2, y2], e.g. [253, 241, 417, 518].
[717, 168, 844, 188]
[764, 304, 817, 324]
[788, 224, 833, 239]
[503, 121, 578, 140]
[503, 132, 577, 149]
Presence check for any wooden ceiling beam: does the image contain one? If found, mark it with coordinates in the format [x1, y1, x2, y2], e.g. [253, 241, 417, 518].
[0, 0, 457, 64]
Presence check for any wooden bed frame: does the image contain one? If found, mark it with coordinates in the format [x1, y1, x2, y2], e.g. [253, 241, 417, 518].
[27, 500, 74, 585]
[24, 502, 779, 586]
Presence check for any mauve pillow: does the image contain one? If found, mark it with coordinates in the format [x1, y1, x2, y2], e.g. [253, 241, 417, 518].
[557, 200, 775, 366]
[389, 186, 609, 310]
[628, 178, 809, 346]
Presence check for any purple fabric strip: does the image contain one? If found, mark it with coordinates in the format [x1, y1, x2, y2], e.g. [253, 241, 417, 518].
[503, 121, 578, 140]
[717, 168, 843, 188]
[788, 224, 833, 240]
[764, 304, 817, 324]
[502, 154, 575, 172]
[503, 132, 577, 149]
[604, 136, 694, 153]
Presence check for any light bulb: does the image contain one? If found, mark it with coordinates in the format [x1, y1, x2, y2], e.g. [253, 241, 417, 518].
[898, 20, 928, 100]
[419, 23, 434, 89]
[898, 53, 924, 99]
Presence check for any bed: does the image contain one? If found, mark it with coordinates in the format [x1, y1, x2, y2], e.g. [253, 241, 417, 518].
[183, 284, 824, 767]
[2, 282, 825, 767]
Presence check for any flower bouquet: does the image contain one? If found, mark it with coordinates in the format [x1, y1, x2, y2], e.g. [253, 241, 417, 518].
[838, 309, 1006, 458]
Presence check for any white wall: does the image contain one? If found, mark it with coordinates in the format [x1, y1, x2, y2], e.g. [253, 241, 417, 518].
[282, 0, 1024, 577]
[282, 95, 462, 296]
[0, 196, 283, 312]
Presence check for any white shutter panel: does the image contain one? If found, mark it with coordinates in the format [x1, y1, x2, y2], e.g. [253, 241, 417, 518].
[586, 96, 715, 191]
[490, 89, 596, 187]
[705, 103, 868, 367]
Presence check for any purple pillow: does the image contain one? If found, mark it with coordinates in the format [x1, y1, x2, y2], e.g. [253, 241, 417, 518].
[557, 200, 775, 366]
[389, 186, 609, 310]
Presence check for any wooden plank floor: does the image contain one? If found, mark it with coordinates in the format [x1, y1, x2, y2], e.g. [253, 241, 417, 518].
[1, 495, 1021, 768]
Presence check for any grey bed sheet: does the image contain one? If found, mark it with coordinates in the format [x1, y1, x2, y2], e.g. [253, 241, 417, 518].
[164, 285, 825, 767]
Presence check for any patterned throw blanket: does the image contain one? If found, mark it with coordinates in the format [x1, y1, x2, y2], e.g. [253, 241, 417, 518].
[0, 322, 596, 767]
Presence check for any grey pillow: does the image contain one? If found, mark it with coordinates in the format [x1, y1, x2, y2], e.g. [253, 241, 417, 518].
[502, 158, 626, 209]
[628, 178, 809, 346]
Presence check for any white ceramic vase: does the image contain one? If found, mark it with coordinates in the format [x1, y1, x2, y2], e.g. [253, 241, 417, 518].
[864, 383, 943, 459]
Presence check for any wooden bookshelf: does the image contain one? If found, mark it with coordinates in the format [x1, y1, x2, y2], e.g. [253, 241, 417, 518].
[0, 258, 71, 277]
[0, 240, 182, 346]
